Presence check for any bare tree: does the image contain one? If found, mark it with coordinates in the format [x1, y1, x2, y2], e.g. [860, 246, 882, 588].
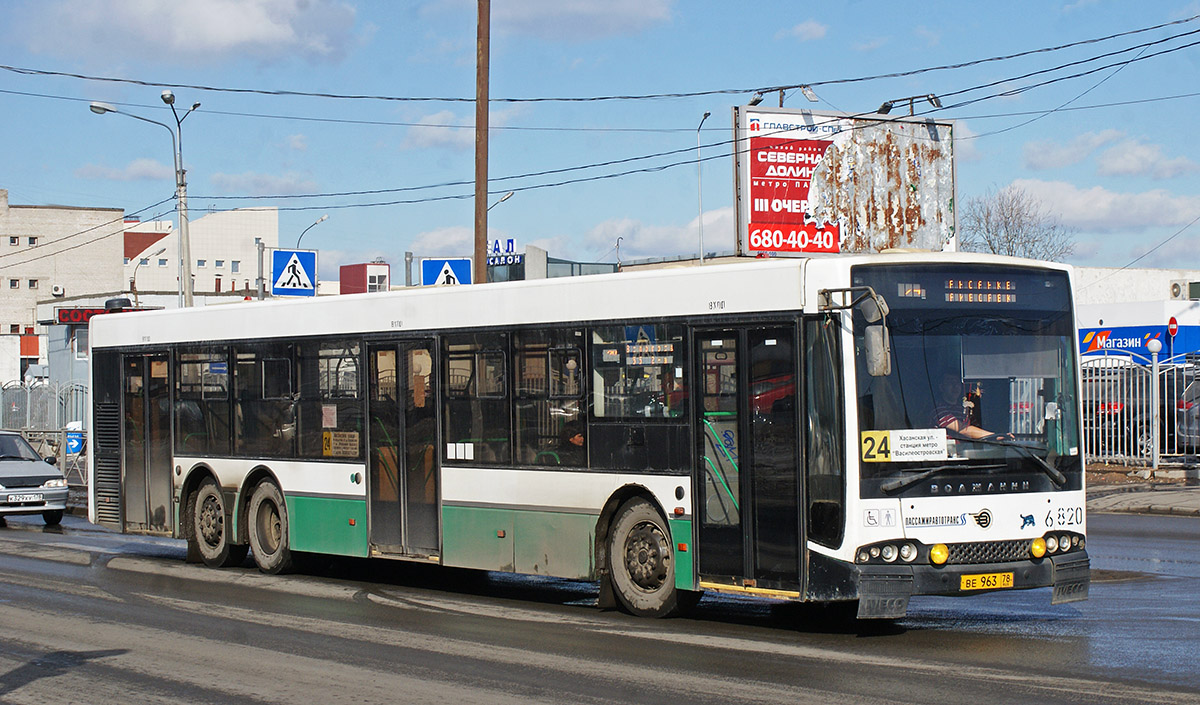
[958, 185, 1075, 262]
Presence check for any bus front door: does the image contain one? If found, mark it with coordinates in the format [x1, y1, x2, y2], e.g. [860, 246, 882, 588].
[367, 341, 439, 557]
[121, 353, 173, 532]
[695, 326, 802, 592]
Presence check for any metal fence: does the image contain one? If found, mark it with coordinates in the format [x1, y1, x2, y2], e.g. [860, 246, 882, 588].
[1081, 351, 1198, 468]
[1, 380, 88, 431]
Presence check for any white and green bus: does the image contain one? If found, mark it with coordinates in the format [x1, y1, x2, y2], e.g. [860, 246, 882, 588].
[88, 253, 1089, 618]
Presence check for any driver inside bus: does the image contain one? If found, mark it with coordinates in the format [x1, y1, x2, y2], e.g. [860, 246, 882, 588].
[932, 373, 1013, 441]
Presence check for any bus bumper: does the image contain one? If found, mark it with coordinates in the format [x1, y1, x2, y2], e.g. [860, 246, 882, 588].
[856, 551, 1090, 619]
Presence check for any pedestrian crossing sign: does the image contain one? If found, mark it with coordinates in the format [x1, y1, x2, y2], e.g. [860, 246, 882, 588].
[271, 249, 318, 297]
[420, 257, 473, 286]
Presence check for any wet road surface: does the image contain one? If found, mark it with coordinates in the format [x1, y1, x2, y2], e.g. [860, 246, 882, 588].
[0, 512, 1194, 704]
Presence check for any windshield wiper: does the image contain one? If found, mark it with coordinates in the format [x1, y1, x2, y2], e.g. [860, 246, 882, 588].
[0, 454, 32, 460]
[880, 463, 1005, 495]
[943, 436, 1068, 488]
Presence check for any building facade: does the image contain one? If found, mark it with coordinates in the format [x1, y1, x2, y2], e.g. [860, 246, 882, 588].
[0, 189, 125, 378]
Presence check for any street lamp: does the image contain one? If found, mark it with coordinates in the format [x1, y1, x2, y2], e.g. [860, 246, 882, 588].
[696, 111, 711, 264]
[487, 191, 514, 211]
[296, 214, 329, 248]
[877, 93, 942, 116]
[90, 92, 201, 307]
[131, 246, 166, 307]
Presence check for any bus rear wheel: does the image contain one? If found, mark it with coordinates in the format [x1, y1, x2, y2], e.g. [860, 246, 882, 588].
[191, 478, 247, 568]
[248, 480, 294, 575]
[608, 498, 680, 618]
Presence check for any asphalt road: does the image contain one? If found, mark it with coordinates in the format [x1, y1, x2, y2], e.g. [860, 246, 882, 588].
[0, 512, 1195, 704]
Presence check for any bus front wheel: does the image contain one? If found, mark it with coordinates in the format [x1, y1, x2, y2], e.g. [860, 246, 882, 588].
[608, 498, 680, 618]
[248, 480, 294, 575]
[191, 478, 247, 568]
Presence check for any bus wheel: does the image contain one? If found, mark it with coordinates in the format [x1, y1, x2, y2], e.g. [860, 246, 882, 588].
[248, 481, 294, 575]
[192, 478, 247, 568]
[609, 498, 680, 618]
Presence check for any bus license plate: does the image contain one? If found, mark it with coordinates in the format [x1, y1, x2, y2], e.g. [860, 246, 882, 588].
[7, 493, 43, 504]
[961, 572, 1013, 591]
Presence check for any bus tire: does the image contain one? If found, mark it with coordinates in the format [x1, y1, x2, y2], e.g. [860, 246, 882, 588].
[248, 480, 294, 575]
[608, 497, 680, 618]
[192, 478, 247, 568]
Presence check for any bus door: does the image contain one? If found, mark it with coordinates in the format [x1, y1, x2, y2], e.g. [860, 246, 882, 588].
[121, 353, 173, 532]
[694, 326, 802, 591]
[367, 340, 439, 556]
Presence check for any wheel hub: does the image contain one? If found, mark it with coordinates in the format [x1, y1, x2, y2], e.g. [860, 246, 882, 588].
[199, 495, 223, 547]
[624, 520, 669, 591]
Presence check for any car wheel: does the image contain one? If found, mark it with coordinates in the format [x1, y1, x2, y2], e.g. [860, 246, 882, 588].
[248, 480, 294, 575]
[191, 477, 248, 568]
[42, 509, 63, 526]
[608, 497, 680, 618]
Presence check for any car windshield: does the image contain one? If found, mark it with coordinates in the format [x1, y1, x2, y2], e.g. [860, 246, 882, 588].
[0, 434, 42, 461]
[852, 264, 1082, 498]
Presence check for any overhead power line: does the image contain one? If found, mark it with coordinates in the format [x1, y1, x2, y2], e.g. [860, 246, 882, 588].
[0, 197, 175, 269]
[1, 13, 1196, 104]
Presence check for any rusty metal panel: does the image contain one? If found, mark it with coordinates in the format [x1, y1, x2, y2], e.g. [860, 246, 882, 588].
[808, 118, 955, 253]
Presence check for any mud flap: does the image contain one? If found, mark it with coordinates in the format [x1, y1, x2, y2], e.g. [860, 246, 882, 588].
[857, 570, 913, 619]
[1051, 555, 1090, 605]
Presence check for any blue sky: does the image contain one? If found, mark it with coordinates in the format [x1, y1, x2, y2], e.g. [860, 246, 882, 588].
[2, 0, 1199, 279]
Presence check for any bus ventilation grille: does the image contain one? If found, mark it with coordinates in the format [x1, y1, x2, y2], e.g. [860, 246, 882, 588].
[93, 401, 122, 525]
[947, 539, 1031, 565]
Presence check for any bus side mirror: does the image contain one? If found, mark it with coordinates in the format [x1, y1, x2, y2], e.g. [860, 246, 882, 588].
[865, 325, 891, 377]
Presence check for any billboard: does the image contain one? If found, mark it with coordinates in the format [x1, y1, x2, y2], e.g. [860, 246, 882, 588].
[732, 106, 956, 255]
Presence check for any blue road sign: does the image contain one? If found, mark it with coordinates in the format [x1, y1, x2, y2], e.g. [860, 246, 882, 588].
[421, 258, 473, 286]
[271, 249, 318, 297]
[65, 431, 84, 455]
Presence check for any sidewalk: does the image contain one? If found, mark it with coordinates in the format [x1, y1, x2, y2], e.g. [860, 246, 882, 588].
[1086, 466, 1200, 517]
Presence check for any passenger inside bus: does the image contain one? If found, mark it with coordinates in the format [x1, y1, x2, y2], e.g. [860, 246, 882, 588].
[932, 373, 1013, 441]
[557, 421, 586, 466]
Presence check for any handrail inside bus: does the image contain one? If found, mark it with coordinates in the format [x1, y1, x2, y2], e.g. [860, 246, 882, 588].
[701, 417, 741, 512]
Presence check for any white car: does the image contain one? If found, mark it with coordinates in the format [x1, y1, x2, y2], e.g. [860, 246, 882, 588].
[0, 431, 69, 525]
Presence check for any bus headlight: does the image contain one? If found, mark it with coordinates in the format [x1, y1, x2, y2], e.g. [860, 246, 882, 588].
[880, 544, 898, 562]
[1031, 537, 1047, 559]
[929, 543, 949, 565]
[899, 543, 917, 562]
[1060, 535, 1071, 552]
[1045, 535, 1058, 553]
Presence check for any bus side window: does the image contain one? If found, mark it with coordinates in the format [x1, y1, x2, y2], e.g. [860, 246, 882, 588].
[443, 333, 510, 464]
[806, 315, 844, 548]
[514, 329, 584, 466]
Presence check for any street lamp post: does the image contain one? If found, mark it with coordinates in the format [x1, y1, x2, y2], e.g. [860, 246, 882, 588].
[487, 191, 514, 212]
[296, 214, 329, 248]
[696, 111, 711, 264]
[90, 92, 200, 307]
[131, 246, 167, 307]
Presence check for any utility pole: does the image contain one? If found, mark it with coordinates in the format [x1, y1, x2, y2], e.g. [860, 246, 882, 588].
[474, 0, 490, 284]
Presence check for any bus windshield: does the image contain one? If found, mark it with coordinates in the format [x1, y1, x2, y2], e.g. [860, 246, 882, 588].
[851, 264, 1082, 499]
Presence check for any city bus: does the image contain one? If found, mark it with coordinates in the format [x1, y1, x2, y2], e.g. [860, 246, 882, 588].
[88, 252, 1089, 619]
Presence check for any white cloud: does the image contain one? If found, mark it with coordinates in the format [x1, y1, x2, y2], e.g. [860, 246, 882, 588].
[1022, 130, 1123, 170]
[582, 207, 736, 260]
[74, 158, 173, 181]
[953, 122, 983, 164]
[15, 0, 360, 64]
[776, 20, 827, 41]
[209, 171, 319, 195]
[287, 134, 308, 151]
[914, 26, 939, 46]
[409, 225, 474, 257]
[852, 37, 888, 52]
[402, 111, 474, 151]
[1096, 139, 1199, 180]
[1010, 178, 1200, 232]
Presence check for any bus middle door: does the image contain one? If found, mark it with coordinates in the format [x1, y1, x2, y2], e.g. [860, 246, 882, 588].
[367, 341, 439, 557]
[695, 326, 802, 593]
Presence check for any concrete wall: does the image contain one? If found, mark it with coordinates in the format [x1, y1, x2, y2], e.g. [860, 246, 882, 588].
[1074, 267, 1200, 306]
